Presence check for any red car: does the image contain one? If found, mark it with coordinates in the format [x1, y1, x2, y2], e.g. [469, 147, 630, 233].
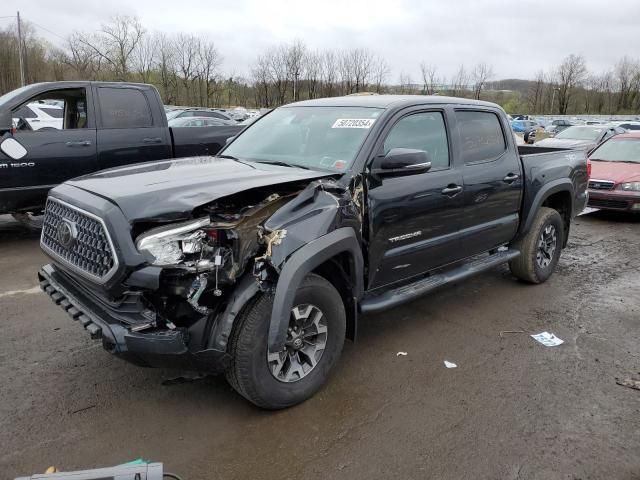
[587, 132, 640, 212]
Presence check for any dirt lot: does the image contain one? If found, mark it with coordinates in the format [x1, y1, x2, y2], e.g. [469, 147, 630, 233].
[1, 211, 639, 480]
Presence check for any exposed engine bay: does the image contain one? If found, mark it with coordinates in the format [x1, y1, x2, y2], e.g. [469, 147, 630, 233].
[132, 185, 311, 334]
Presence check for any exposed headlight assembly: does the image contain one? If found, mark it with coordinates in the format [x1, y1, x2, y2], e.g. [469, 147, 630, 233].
[136, 217, 211, 265]
[619, 182, 640, 192]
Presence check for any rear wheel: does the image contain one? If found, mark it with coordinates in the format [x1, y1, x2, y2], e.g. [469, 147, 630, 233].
[225, 273, 346, 409]
[509, 207, 564, 284]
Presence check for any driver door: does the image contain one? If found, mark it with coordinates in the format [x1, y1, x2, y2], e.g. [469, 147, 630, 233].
[7, 87, 98, 189]
[366, 109, 464, 289]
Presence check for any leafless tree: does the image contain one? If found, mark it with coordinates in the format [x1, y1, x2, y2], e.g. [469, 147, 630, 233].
[251, 53, 272, 107]
[419, 62, 438, 95]
[65, 32, 100, 79]
[451, 65, 469, 97]
[76, 15, 144, 80]
[471, 62, 493, 100]
[198, 39, 222, 107]
[154, 33, 177, 104]
[174, 33, 200, 104]
[304, 50, 323, 99]
[398, 72, 415, 94]
[371, 56, 390, 93]
[554, 54, 587, 114]
[286, 40, 306, 101]
[527, 70, 546, 113]
[321, 50, 338, 97]
[133, 34, 155, 84]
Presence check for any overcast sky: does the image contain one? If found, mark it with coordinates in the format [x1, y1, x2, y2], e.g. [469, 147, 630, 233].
[3, 0, 640, 81]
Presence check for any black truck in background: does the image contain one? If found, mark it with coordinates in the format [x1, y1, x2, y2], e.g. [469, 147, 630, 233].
[0, 81, 243, 226]
[37, 95, 588, 409]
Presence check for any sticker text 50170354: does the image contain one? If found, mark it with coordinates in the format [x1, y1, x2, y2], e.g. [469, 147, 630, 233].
[331, 118, 376, 129]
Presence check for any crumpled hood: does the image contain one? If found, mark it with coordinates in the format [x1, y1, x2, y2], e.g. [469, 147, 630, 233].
[589, 160, 640, 184]
[535, 138, 597, 150]
[66, 156, 333, 222]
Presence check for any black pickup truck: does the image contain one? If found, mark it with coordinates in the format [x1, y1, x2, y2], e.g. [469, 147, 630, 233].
[0, 81, 243, 226]
[38, 95, 588, 409]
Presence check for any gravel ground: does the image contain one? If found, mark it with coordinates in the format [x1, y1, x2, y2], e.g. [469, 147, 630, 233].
[1, 211, 639, 480]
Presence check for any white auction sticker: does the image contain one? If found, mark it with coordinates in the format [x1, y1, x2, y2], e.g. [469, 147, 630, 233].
[332, 118, 375, 129]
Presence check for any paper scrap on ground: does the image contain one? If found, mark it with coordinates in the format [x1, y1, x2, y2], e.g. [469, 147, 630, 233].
[396, 351, 408, 356]
[530, 331, 564, 347]
[444, 360, 457, 368]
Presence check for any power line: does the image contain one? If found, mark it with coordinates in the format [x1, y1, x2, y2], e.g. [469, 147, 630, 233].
[29, 20, 67, 42]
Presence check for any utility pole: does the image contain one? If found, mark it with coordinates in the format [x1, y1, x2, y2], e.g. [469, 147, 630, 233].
[17, 11, 25, 87]
[550, 87, 559, 115]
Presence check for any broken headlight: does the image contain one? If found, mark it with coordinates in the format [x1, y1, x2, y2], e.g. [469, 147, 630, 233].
[136, 217, 211, 266]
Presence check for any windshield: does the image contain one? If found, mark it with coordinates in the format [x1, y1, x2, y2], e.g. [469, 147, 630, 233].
[222, 106, 383, 172]
[166, 109, 184, 120]
[555, 126, 602, 141]
[590, 138, 640, 163]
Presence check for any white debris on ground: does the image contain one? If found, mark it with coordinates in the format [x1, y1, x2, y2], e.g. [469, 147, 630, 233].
[530, 332, 564, 347]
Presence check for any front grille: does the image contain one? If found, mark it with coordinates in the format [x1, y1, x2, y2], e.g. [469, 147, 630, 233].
[41, 198, 118, 282]
[588, 179, 615, 190]
[587, 197, 630, 210]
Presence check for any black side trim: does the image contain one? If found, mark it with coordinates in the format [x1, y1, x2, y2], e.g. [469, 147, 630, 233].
[361, 249, 520, 313]
[268, 227, 363, 351]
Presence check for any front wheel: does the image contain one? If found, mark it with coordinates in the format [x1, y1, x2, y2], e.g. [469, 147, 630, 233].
[225, 273, 346, 409]
[509, 207, 564, 284]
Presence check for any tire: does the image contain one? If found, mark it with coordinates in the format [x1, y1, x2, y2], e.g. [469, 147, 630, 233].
[225, 273, 346, 409]
[509, 207, 564, 284]
[12, 212, 44, 230]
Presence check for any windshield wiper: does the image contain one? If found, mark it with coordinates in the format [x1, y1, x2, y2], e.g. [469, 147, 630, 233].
[216, 154, 256, 169]
[255, 160, 310, 170]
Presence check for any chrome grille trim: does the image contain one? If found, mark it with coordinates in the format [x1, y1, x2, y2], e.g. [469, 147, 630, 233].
[588, 179, 615, 190]
[40, 198, 119, 283]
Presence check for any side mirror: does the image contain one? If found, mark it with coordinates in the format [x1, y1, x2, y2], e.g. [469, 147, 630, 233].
[372, 148, 432, 177]
[0, 137, 27, 160]
[225, 136, 236, 145]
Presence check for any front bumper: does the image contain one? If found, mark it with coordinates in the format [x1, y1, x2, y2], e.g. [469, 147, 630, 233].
[38, 264, 230, 372]
[587, 190, 640, 212]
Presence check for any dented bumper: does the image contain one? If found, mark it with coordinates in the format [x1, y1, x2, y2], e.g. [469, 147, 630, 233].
[38, 264, 230, 372]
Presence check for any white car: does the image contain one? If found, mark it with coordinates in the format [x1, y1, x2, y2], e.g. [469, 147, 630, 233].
[12, 102, 64, 130]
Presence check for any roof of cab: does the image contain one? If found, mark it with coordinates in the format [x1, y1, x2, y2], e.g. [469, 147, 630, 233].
[284, 94, 501, 110]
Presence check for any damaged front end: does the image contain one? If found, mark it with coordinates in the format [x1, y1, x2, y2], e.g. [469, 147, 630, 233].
[40, 177, 364, 373]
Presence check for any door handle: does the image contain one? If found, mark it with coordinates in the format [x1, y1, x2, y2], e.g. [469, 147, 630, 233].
[65, 140, 92, 147]
[143, 137, 163, 144]
[441, 185, 463, 196]
[503, 173, 520, 183]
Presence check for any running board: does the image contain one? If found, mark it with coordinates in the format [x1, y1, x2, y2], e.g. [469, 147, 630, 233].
[360, 249, 520, 313]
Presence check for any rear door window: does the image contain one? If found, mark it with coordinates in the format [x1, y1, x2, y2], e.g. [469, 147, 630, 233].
[455, 110, 507, 164]
[97, 88, 153, 128]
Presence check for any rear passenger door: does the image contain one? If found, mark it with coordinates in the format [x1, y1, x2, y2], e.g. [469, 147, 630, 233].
[95, 86, 172, 170]
[454, 109, 523, 256]
[366, 109, 464, 289]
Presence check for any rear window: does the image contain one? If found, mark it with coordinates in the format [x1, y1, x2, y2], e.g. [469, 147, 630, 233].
[456, 111, 507, 164]
[98, 88, 152, 128]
